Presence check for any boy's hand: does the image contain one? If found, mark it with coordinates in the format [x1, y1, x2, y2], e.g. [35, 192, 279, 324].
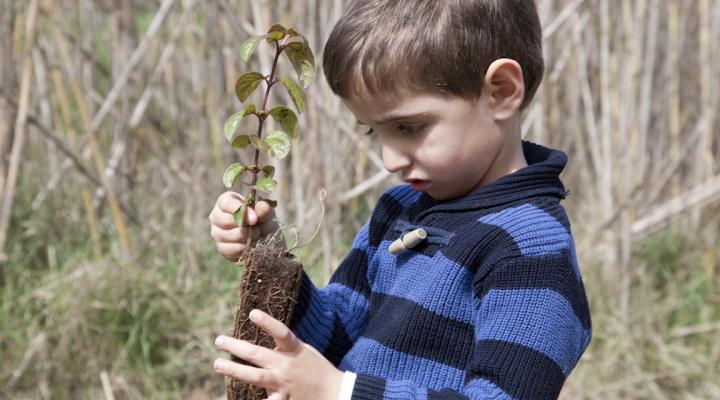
[208, 191, 282, 262]
[214, 309, 344, 400]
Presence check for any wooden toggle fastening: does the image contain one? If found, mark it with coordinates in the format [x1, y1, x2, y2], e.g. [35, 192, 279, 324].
[388, 228, 427, 254]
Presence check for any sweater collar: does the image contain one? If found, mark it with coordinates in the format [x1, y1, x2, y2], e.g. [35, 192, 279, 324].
[415, 141, 568, 213]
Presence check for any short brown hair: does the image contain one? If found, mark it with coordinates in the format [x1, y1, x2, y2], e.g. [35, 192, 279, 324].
[322, 0, 544, 108]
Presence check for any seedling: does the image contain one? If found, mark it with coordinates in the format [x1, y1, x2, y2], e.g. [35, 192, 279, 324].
[222, 24, 314, 400]
[223, 24, 313, 233]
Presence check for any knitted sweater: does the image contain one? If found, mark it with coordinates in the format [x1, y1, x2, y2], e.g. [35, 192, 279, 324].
[289, 141, 592, 400]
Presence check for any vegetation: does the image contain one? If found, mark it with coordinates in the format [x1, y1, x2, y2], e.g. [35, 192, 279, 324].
[223, 23, 313, 229]
[0, 0, 718, 399]
[222, 23, 315, 400]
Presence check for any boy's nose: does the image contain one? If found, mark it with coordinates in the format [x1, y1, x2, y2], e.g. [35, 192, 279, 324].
[381, 143, 412, 174]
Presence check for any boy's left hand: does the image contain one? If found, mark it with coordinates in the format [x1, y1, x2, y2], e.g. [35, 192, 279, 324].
[214, 309, 344, 400]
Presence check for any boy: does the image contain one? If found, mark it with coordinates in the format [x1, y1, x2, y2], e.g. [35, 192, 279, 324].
[208, 0, 592, 399]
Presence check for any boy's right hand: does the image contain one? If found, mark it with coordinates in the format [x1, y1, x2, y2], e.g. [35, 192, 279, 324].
[208, 191, 281, 262]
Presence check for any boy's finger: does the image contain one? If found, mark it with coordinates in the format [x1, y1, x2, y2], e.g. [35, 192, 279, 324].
[265, 392, 285, 400]
[217, 192, 244, 213]
[209, 206, 239, 229]
[215, 336, 276, 368]
[249, 309, 299, 352]
[246, 207, 258, 225]
[210, 205, 261, 229]
[211, 226, 260, 244]
[254, 201, 276, 223]
[216, 242, 246, 260]
[213, 358, 276, 390]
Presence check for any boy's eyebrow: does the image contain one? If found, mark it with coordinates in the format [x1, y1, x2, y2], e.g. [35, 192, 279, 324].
[356, 111, 432, 125]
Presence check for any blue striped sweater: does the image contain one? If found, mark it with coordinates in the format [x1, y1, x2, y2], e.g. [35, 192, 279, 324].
[289, 141, 592, 399]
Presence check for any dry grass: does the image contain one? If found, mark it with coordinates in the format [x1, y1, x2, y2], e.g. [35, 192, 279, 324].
[0, 0, 718, 398]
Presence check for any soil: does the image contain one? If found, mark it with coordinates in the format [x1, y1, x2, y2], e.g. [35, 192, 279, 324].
[226, 241, 304, 400]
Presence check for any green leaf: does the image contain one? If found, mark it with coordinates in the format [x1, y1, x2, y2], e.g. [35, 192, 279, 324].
[231, 135, 251, 149]
[243, 104, 257, 116]
[281, 78, 306, 114]
[261, 165, 275, 178]
[250, 135, 271, 154]
[224, 112, 243, 141]
[223, 163, 246, 188]
[284, 40, 315, 88]
[235, 72, 265, 103]
[224, 104, 257, 141]
[266, 24, 287, 42]
[240, 35, 264, 62]
[264, 131, 291, 159]
[254, 177, 277, 193]
[233, 204, 246, 226]
[268, 106, 299, 139]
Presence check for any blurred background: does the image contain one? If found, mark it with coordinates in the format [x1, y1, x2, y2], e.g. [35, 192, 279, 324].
[1, 0, 718, 398]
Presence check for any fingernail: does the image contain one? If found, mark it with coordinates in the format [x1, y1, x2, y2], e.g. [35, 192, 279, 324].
[215, 336, 224, 347]
[214, 358, 229, 372]
[249, 309, 261, 322]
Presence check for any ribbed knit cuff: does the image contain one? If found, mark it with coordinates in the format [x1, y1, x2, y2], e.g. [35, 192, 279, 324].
[338, 371, 357, 400]
[351, 373, 386, 400]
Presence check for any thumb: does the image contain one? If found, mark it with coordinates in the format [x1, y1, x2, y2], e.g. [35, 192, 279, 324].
[247, 207, 258, 225]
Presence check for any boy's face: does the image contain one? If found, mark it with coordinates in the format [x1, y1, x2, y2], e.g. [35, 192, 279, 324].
[343, 86, 511, 201]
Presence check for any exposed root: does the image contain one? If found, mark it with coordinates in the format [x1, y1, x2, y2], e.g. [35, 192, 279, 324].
[227, 241, 304, 400]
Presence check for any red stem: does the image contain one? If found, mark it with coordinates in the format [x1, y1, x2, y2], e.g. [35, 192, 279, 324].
[245, 42, 284, 247]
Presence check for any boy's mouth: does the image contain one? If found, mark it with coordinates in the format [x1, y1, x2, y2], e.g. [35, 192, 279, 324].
[405, 179, 430, 191]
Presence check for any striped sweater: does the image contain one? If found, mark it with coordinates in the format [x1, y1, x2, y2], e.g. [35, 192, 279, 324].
[289, 141, 592, 400]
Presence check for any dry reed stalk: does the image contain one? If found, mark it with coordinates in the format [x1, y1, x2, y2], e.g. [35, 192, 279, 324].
[50, 68, 103, 260]
[617, 0, 638, 334]
[128, 4, 192, 130]
[33, 45, 61, 176]
[4, 0, 720, 396]
[598, 0, 629, 322]
[636, 0, 658, 199]
[0, 100, 104, 191]
[573, 11, 616, 280]
[46, 10, 132, 257]
[697, 0, 717, 287]
[7, 332, 46, 389]
[0, 100, 7, 203]
[0, 0, 39, 259]
[99, 371, 116, 400]
[632, 173, 720, 239]
[668, 0, 681, 199]
[0, 0, 13, 200]
[204, 2, 229, 176]
[90, 0, 176, 133]
[670, 321, 720, 338]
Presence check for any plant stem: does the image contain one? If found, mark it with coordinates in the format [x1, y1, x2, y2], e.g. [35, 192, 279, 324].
[246, 41, 284, 248]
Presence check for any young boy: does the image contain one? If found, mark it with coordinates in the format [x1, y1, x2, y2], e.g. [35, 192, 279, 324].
[208, 0, 592, 399]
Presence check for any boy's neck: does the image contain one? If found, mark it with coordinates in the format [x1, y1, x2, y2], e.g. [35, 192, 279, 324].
[473, 116, 527, 192]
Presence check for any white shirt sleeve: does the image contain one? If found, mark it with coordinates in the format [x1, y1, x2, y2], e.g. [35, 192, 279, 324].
[338, 371, 358, 400]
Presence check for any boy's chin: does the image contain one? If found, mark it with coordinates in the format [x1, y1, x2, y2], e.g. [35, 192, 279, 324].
[423, 187, 455, 201]
[424, 185, 477, 201]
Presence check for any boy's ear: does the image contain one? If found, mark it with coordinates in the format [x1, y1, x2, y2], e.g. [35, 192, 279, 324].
[483, 58, 525, 121]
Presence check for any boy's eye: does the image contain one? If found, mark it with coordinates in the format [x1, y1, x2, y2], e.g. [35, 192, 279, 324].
[364, 128, 375, 136]
[397, 124, 424, 134]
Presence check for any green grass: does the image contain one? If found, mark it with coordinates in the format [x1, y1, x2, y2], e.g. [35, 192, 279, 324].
[563, 229, 720, 399]
[0, 172, 349, 398]
[2, 177, 718, 398]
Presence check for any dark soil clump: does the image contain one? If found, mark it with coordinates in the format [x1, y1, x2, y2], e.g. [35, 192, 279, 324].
[226, 241, 304, 400]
